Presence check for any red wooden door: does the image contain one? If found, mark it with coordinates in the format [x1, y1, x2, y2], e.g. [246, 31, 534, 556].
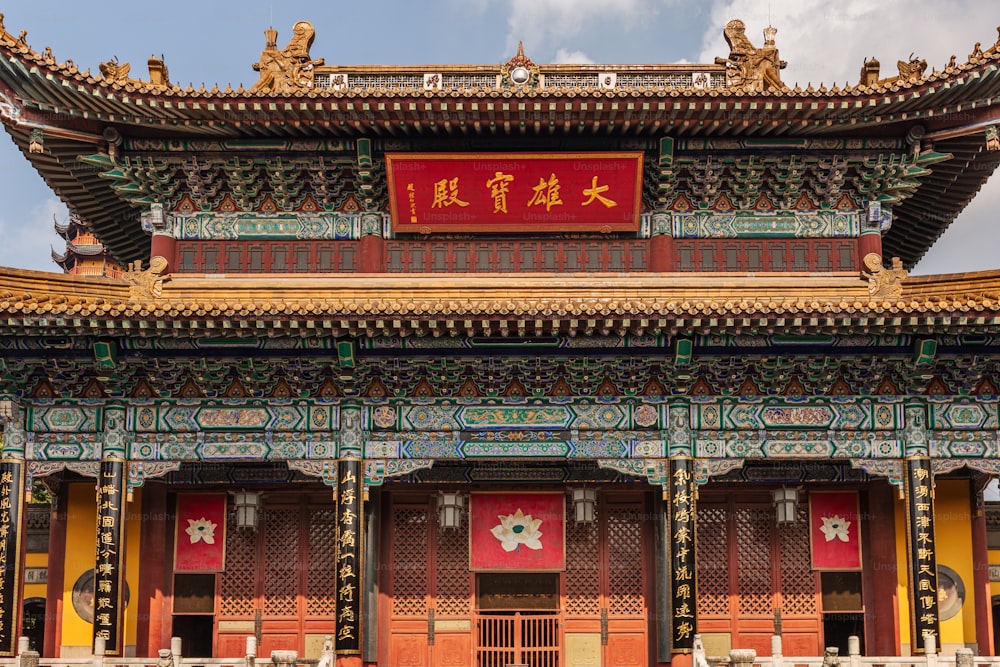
[697, 494, 822, 657]
[384, 496, 473, 667]
[213, 497, 337, 657]
[384, 490, 652, 667]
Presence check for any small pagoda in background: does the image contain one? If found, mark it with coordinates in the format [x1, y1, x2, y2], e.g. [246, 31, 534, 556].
[51, 214, 122, 277]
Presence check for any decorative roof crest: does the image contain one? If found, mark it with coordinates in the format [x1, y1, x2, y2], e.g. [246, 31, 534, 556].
[124, 256, 170, 302]
[715, 19, 787, 92]
[250, 21, 325, 94]
[862, 253, 908, 300]
[500, 41, 540, 88]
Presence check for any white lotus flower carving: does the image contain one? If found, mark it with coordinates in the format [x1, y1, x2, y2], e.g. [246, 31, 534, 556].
[490, 508, 543, 552]
[185, 517, 218, 544]
[819, 515, 850, 542]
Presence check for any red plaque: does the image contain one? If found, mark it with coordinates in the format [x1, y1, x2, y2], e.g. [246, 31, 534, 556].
[386, 152, 644, 232]
[174, 493, 227, 572]
[809, 491, 862, 570]
[470, 492, 565, 571]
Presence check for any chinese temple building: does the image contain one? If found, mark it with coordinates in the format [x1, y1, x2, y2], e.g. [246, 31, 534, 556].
[2, 14, 1000, 667]
[51, 214, 123, 278]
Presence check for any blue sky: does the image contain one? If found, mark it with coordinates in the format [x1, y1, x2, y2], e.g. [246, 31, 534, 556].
[0, 0, 997, 273]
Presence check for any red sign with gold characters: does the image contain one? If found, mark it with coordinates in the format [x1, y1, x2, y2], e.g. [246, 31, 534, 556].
[386, 152, 644, 233]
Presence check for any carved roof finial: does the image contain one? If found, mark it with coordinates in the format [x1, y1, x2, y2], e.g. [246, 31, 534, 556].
[863, 253, 907, 300]
[124, 256, 170, 301]
[501, 41, 538, 87]
[715, 18, 786, 92]
[249, 21, 325, 95]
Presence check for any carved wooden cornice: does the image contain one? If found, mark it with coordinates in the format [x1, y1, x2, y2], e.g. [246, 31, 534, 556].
[3, 269, 1000, 337]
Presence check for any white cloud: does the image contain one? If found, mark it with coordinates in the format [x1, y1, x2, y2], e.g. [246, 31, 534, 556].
[552, 48, 596, 64]
[0, 197, 67, 273]
[698, 0, 999, 88]
[506, 0, 671, 60]
[699, 0, 1000, 274]
[913, 172, 1000, 275]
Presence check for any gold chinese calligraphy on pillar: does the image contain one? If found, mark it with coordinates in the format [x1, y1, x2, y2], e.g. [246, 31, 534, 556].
[94, 458, 126, 655]
[905, 457, 939, 651]
[0, 461, 24, 656]
[335, 459, 363, 656]
[669, 457, 697, 652]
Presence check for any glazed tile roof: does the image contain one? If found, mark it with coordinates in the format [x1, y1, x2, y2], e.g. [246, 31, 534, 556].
[0, 20, 998, 268]
[2, 267, 1000, 338]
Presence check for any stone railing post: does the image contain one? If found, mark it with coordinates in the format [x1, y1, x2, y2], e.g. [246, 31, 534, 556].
[692, 635, 708, 667]
[955, 648, 974, 667]
[271, 650, 298, 667]
[245, 636, 257, 667]
[156, 648, 173, 667]
[16, 636, 38, 667]
[848, 635, 862, 667]
[92, 636, 106, 667]
[730, 648, 756, 667]
[171, 636, 183, 667]
[923, 635, 938, 667]
[770, 635, 783, 667]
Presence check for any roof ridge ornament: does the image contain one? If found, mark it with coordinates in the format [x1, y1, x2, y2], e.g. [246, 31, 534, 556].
[124, 256, 170, 302]
[249, 20, 325, 95]
[715, 19, 786, 92]
[896, 53, 927, 82]
[862, 253, 907, 300]
[99, 56, 134, 84]
[501, 41, 539, 88]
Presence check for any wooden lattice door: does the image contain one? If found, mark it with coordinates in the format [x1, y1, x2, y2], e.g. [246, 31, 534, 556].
[697, 494, 821, 657]
[383, 491, 651, 667]
[563, 496, 649, 667]
[384, 495, 472, 667]
[214, 497, 337, 657]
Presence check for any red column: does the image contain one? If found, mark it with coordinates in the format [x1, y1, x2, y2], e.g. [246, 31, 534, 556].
[44, 492, 67, 658]
[649, 235, 676, 272]
[136, 484, 169, 656]
[858, 229, 882, 265]
[150, 233, 176, 272]
[864, 480, 900, 655]
[359, 235, 385, 273]
[971, 481, 995, 655]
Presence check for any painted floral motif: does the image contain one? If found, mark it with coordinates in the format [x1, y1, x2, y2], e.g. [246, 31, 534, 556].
[490, 508, 543, 552]
[185, 517, 218, 544]
[819, 515, 850, 542]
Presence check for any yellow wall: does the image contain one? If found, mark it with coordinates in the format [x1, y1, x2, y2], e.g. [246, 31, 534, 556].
[23, 548, 47, 602]
[61, 483, 143, 655]
[895, 479, 976, 652]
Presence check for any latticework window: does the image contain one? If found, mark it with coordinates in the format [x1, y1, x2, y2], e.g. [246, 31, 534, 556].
[306, 508, 337, 616]
[606, 505, 644, 616]
[696, 505, 730, 616]
[263, 509, 301, 616]
[391, 506, 430, 617]
[565, 503, 600, 616]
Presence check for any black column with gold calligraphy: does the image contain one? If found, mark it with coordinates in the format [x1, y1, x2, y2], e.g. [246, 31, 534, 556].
[335, 459, 362, 658]
[94, 458, 126, 654]
[905, 456, 939, 651]
[668, 457, 697, 652]
[0, 459, 24, 656]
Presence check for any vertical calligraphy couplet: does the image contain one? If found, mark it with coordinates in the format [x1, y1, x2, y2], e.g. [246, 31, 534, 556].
[0, 460, 24, 656]
[905, 457, 939, 651]
[669, 457, 697, 652]
[94, 458, 126, 655]
[335, 459, 362, 656]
